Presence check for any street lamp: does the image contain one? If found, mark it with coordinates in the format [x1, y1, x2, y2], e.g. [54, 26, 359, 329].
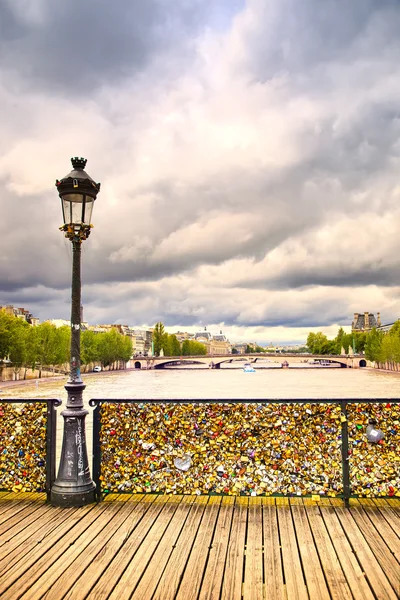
[51, 157, 101, 507]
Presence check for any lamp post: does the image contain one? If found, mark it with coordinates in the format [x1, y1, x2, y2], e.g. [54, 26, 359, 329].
[51, 157, 101, 507]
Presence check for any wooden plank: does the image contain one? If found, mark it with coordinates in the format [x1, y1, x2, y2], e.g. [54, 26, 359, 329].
[220, 496, 248, 600]
[0, 503, 53, 542]
[371, 499, 400, 538]
[175, 496, 222, 600]
[152, 496, 209, 600]
[333, 506, 398, 600]
[63, 495, 157, 599]
[86, 495, 171, 600]
[0, 502, 110, 598]
[0, 506, 80, 576]
[38, 495, 149, 599]
[197, 496, 235, 600]
[322, 504, 375, 600]
[0, 496, 33, 517]
[242, 497, 263, 600]
[278, 505, 308, 600]
[262, 499, 284, 600]
[0, 497, 43, 526]
[132, 496, 199, 600]
[291, 504, 331, 599]
[303, 505, 352, 599]
[106, 496, 184, 600]
[362, 504, 400, 559]
[349, 506, 400, 595]
[16, 501, 128, 600]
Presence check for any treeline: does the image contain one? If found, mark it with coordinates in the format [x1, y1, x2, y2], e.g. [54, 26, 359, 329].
[0, 312, 132, 378]
[307, 328, 367, 355]
[307, 323, 400, 367]
[152, 322, 206, 356]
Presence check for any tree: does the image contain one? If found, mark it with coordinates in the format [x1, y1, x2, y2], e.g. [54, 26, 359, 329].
[181, 340, 206, 356]
[8, 318, 30, 379]
[169, 335, 181, 356]
[364, 328, 383, 362]
[0, 311, 14, 360]
[35, 322, 61, 376]
[181, 339, 190, 356]
[334, 327, 346, 354]
[306, 332, 332, 354]
[152, 322, 165, 356]
[81, 330, 100, 369]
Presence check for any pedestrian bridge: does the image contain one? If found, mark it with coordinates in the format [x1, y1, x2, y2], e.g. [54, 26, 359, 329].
[129, 354, 370, 370]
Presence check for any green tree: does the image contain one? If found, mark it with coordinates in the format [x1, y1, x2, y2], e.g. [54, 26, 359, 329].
[81, 330, 100, 369]
[306, 332, 331, 354]
[152, 322, 165, 356]
[0, 311, 14, 360]
[35, 322, 61, 376]
[364, 328, 383, 362]
[8, 318, 30, 378]
[169, 335, 181, 356]
[334, 327, 346, 354]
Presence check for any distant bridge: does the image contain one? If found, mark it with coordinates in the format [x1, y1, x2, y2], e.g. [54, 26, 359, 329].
[128, 354, 370, 370]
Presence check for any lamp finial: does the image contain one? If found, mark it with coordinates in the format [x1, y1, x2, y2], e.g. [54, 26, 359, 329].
[71, 157, 87, 170]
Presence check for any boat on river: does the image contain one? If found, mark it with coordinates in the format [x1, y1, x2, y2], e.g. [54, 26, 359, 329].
[243, 363, 256, 373]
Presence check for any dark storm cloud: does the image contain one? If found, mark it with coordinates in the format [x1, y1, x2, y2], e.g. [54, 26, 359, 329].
[242, 0, 400, 82]
[0, 0, 238, 94]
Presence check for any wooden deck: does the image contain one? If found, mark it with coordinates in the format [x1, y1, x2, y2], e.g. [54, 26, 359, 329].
[0, 493, 398, 599]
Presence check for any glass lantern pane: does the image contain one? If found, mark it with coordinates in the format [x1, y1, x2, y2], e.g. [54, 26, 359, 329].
[62, 199, 70, 224]
[71, 200, 84, 224]
[61, 193, 84, 224]
[83, 198, 94, 225]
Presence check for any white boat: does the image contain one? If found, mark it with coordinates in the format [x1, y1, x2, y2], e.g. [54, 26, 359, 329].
[243, 363, 256, 373]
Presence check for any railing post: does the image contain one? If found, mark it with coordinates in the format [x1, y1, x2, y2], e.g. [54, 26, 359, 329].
[46, 399, 61, 501]
[91, 400, 102, 501]
[340, 400, 350, 507]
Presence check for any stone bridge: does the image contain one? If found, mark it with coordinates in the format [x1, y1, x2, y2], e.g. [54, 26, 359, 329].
[128, 354, 370, 370]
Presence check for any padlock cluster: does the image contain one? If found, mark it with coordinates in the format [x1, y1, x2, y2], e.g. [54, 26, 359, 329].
[0, 402, 47, 492]
[99, 402, 346, 496]
[347, 403, 400, 497]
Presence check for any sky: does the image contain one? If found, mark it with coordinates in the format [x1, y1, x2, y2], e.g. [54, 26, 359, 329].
[1, 0, 400, 346]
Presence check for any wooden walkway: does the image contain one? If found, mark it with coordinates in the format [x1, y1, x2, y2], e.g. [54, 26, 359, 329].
[0, 493, 398, 600]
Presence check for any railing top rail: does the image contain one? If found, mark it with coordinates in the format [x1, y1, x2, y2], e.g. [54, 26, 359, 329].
[0, 398, 62, 405]
[89, 397, 400, 407]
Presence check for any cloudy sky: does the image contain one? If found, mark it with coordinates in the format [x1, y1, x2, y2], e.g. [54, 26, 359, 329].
[1, 0, 400, 345]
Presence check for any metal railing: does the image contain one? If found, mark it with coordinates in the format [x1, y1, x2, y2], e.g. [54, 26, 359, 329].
[0, 398, 61, 501]
[90, 398, 400, 505]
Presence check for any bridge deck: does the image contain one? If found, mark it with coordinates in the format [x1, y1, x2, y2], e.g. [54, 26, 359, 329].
[0, 492, 398, 599]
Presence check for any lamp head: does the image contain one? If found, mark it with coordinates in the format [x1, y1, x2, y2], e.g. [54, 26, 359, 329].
[56, 157, 101, 241]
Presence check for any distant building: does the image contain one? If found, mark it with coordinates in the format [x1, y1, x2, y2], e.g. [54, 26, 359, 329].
[352, 312, 381, 333]
[231, 343, 247, 354]
[377, 319, 400, 333]
[0, 305, 38, 325]
[195, 328, 231, 355]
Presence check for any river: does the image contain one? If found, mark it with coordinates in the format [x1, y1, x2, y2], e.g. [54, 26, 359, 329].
[2, 365, 400, 401]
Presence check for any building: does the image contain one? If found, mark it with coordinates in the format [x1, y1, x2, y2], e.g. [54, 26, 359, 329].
[377, 319, 400, 334]
[0, 305, 38, 325]
[352, 312, 381, 333]
[194, 328, 231, 355]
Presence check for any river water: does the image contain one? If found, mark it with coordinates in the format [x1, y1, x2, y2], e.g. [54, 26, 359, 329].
[2, 366, 400, 467]
[3, 365, 399, 401]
